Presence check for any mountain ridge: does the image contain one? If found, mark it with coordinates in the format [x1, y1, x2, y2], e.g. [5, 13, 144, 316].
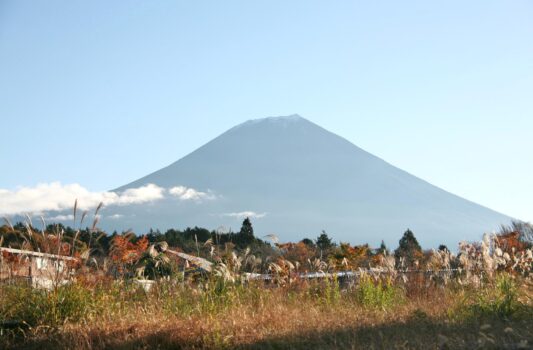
[108, 115, 511, 247]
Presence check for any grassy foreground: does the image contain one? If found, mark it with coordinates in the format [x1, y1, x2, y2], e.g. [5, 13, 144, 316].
[1, 274, 532, 349]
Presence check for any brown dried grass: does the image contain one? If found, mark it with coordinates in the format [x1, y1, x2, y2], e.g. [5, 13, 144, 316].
[3, 279, 532, 350]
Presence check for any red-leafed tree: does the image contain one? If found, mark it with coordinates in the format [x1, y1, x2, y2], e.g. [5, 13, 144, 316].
[110, 234, 149, 275]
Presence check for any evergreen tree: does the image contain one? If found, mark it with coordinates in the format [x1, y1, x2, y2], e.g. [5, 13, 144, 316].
[301, 238, 315, 247]
[316, 230, 333, 252]
[438, 244, 449, 253]
[235, 217, 255, 248]
[378, 240, 388, 255]
[394, 229, 422, 264]
[239, 218, 254, 237]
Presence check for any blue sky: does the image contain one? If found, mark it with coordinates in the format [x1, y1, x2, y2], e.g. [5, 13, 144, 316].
[0, 1, 532, 222]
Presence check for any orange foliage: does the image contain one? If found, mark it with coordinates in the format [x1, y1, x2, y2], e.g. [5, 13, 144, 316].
[110, 235, 149, 264]
[370, 253, 386, 265]
[47, 235, 72, 256]
[335, 243, 370, 269]
[497, 232, 528, 253]
[280, 242, 316, 266]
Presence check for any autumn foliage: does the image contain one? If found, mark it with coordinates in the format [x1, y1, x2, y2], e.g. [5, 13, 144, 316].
[497, 231, 529, 254]
[110, 235, 149, 264]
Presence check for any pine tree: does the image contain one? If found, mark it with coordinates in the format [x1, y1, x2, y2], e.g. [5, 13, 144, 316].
[239, 218, 254, 238]
[379, 240, 388, 255]
[301, 238, 315, 247]
[316, 230, 333, 252]
[394, 229, 422, 265]
[438, 244, 449, 253]
[235, 217, 255, 248]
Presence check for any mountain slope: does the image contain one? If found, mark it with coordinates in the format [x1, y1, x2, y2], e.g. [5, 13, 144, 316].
[110, 115, 511, 247]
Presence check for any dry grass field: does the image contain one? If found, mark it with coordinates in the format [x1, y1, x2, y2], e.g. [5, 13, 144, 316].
[1, 218, 532, 349]
[1, 273, 532, 349]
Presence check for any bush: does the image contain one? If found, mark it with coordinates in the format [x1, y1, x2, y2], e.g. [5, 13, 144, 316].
[0, 283, 97, 327]
[468, 274, 519, 318]
[322, 275, 341, 306]
[450, 273, 526, 321]
[356, 275, 403, 310]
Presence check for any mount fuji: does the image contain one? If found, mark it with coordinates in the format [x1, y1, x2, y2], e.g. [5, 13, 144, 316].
[98, 115, 512, 248]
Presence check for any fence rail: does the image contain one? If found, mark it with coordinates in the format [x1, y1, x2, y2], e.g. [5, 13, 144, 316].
[245, 267, 490, 281]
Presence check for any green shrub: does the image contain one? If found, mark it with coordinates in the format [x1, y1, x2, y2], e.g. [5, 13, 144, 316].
[304, 277, 342, 307]
[0, 283, 97, 327]
[466, 273, 520, 319]
[356, 275, 403, 310]
[323, 275, 341, 306]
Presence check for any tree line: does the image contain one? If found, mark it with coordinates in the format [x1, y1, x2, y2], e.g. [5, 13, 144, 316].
[0, 215, 454, 271]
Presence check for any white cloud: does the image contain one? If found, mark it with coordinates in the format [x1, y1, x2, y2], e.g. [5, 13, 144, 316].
[222, 211, 267, 219]
[47, 214, 75, 221]
[0, 182, 218, 216]
[108, 214, 124, 219]
[114, 184, 165, 205]
[0, 182, 165, 216]
[169, 186, 215, 201]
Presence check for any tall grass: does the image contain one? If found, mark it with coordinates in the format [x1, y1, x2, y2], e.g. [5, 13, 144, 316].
[355, 275, 404, 310]
[456, 273, 523, 320]
[0, 272, 532, 349]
